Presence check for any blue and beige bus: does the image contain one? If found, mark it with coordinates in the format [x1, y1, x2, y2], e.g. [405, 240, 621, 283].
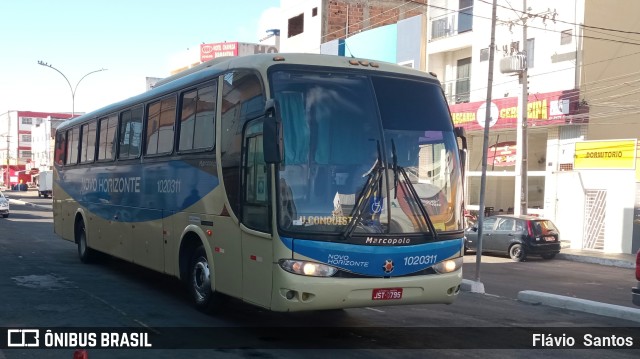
[53, 53, 467, 312]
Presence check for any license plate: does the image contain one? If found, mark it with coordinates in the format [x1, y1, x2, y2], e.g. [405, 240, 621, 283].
[544, 236, 556, 242]
[372, 288, 403, 300]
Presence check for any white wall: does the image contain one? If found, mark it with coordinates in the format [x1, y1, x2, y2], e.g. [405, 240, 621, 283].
[279, 0, 323, 53]
[428, 0, 584, 103]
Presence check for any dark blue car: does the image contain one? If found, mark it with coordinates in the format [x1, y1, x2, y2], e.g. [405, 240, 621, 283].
[465, 215, 561, 262]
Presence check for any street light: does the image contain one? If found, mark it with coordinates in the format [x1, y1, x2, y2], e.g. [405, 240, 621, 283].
[37, 61, 107, 117]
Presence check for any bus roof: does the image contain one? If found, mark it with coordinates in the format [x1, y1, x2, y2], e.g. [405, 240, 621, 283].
[57, 53, 439, 131]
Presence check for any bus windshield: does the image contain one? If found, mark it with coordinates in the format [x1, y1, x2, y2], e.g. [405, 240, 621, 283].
[271, 69, 463, 237]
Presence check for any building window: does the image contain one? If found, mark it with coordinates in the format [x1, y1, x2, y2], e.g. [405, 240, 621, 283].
[21, 118, 32, 125]
[455, 57, 471, 104]
[20, 150, 32, 159]
[21, 134, 31, 142]
[288, 13, 304, 38]
[458, 0, 473, 33]
[312, 7, 318, 17]
[480, 48, 489, 62]
[561, 29, 572, 45]
[526, 38, 535, 68]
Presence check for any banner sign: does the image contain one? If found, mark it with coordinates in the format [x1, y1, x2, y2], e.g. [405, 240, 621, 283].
[200, 42, 239, 62]
[487, 141, 517, 167]
[574, 139, 637, 170]
[449, 90, 588, 132]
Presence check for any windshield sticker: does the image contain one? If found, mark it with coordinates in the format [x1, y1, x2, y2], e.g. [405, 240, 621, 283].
[296, 216, 353, 226]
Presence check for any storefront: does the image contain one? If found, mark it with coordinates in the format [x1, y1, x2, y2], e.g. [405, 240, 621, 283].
[449, 89, 588, 218]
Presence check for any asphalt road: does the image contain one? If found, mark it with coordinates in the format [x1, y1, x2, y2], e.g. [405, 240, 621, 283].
[0, 199, 638, 358]
[462, 253, 637, 308]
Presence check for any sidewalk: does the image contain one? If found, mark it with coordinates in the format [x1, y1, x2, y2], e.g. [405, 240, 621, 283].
[462, 246, 640, 323]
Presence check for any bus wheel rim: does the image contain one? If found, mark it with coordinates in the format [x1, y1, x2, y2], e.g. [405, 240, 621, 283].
[192, 258, 211, 302]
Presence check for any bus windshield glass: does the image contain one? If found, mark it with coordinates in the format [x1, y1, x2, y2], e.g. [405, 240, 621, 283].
[271, 69, 462, 237]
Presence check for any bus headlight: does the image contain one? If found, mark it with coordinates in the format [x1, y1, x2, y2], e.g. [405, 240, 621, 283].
[433, 257, 463, 274]
[279, 259, 338, 277]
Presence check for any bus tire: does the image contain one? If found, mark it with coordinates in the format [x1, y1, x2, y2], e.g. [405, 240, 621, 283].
[76, 219, 96, 263]
[189, 245, 219, 312]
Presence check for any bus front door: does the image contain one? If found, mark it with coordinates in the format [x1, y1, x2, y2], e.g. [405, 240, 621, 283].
[240, 120, 273, 308]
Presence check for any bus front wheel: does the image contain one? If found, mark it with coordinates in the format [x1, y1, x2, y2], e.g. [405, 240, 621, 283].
[189, 245, 220, 312]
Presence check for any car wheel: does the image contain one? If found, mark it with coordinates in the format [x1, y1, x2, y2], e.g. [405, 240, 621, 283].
[509, 243, 527, 262]
[76, 220, 96, 263]
[541, 253, 556, 260]
[189, 245, 221, 312]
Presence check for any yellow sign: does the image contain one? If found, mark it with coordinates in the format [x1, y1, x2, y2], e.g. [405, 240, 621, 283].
[574, 140, 637, 169]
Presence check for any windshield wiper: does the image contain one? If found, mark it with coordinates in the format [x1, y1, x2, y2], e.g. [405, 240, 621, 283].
[391, 139, 438, 239]
[341, 141, 385, 240]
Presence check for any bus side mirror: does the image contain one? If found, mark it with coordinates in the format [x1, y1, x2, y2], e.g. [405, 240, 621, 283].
[263, 99, 282, 164]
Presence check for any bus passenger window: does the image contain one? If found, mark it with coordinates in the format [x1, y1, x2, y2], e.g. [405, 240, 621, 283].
[118, 106, 143, 159]
[146, 96, 176, 155]
[98, 115, 118, 161]
[65, 127, 79, 165]
[179, 83, 216, 151]
[54, 131, 67, 165]
[79, 122, 97, 164]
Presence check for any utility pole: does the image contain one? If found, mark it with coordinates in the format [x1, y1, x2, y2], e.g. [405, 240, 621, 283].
[473, 0, 498, 292]
[517, 0, 529, 215]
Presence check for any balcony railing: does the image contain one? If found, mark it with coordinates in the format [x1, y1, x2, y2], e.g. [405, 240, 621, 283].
[441, 78, 470, 104]
[430, 6, 473, 41]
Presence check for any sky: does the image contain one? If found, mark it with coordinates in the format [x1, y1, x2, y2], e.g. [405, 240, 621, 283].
[0, 0, 281, 115]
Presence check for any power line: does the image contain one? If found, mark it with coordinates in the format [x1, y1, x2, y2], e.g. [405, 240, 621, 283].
[477, 0, 640, 36]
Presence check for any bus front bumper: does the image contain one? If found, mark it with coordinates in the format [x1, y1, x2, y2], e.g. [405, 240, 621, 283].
[270, 267, 462, 312]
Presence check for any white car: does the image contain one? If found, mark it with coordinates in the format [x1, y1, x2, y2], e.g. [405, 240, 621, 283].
[0, 191, 9, 218]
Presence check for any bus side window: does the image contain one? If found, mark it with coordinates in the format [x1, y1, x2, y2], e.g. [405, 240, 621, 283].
[118, 106, 143, 159]
[220, 71, 265, 217]
[65, 127, 80, 165]
[54, 131, 67, 165]
[146, 96, 176, 155]
[97, 114, 118, 161]
[178, 83, 217, 152]
[79, 121, 97, 164]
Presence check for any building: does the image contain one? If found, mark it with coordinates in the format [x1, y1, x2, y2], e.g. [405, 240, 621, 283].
[0, 111, 73, 187]
[279, 0, 428, 56]
[276, 0, 639, 253]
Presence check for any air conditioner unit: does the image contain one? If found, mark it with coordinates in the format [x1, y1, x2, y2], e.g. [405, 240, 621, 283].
[500, 54, 526, 73]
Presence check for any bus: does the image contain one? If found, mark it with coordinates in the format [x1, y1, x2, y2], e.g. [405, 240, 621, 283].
[53, 53, 467, 312]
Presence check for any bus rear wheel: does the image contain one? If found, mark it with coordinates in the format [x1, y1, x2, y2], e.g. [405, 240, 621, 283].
[76, 220, 96, 263]
[189, 245, 220, 312]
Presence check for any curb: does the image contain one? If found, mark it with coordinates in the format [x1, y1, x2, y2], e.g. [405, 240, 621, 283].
[518, 290, 640, 323]
[461, 279, 485, 294]
[556, 253, 635, 269]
